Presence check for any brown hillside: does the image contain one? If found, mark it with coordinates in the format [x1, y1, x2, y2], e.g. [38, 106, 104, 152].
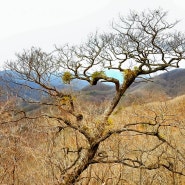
[122, 69, 185, 105]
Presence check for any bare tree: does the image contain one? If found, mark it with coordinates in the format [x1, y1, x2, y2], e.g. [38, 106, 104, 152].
[4, 9, 185, 184]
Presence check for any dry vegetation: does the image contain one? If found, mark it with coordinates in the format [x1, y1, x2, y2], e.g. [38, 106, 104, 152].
[1, 8, 185, 184]
[1, 94, 185, 185]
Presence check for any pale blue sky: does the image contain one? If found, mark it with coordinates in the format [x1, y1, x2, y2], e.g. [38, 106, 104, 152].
[0, 0, 185, 66]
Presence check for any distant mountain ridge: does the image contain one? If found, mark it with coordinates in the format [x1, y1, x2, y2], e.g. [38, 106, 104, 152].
[0, 70, 88, 100]
[0, 68, 185, 104]
[123, 68, 185, 105]
[81, 82, 115, 102]
[0, 70, 88, 90]
[134, 68, 185, 97]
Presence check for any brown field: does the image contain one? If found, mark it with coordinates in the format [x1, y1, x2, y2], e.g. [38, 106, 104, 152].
[1, 95, 185, 184]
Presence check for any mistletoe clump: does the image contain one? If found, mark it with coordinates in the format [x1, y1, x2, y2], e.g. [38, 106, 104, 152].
[62, 71, 73, 84]
[91, 71, 106, 85]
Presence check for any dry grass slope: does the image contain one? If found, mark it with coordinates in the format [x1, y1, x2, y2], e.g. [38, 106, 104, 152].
[0, 95, 185, 184]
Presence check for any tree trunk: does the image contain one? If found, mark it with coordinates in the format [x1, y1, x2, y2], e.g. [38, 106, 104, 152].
[103, 75, 137, 121]
[60, 144, 99, 185]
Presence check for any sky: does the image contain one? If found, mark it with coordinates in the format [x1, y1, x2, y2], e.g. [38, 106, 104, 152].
[0, 0, 185, 67]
